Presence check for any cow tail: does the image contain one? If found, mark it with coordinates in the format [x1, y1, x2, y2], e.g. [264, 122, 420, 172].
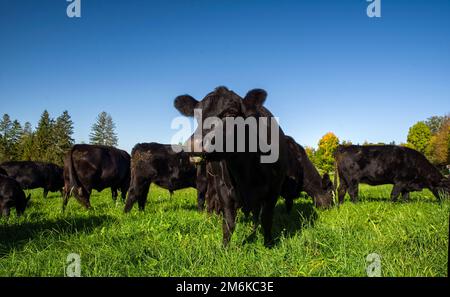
[333, 161, 338, 191]
[333, 158, 339, 205]
[68, 146, 82, 195]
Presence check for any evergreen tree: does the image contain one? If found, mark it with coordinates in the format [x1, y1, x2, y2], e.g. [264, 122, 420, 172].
[0, 114, 23, 161]
[89, 112, 118, 146]
[19, 121, 35, 161]
[34, 110, 55, 162]
[54, 111, 74, 164]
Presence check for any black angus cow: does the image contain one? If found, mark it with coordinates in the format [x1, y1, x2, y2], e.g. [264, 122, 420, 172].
[63, 144, 131, 211]
[174, 86, 288, 247]
[124, 142, 207, 213]
[335, 145, 450, 203]
[0, 161, 64, 198]
[281, 136, 333, 212]
[0, 174, 30, 217]
[205, 136, 334, 216]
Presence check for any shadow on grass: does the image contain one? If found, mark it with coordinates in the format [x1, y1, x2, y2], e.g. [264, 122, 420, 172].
[272, 200, 318, 244]
[241, 200, 318, 247]
[0, 215, 113, 256]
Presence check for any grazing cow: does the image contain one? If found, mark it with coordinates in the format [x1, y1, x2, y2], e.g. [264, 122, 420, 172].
[281, 136, 333, 211]
[0, 161, 64, 198]
[335, 145, 450, 203]
[63, 144, 131, 211]
[0, 174, 30, 217]
[124, 143, 207, 213]
[174, 86, 288, 247]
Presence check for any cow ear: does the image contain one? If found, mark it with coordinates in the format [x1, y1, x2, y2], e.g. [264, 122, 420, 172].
[243, 89, 267, 109]
[322, 173, 332, 190]
[174, 95, 199, 117]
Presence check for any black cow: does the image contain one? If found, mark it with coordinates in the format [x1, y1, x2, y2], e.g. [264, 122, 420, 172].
[174, 86, 288, 247]
[282, 136, 333, 211]
[124, 143, 207, 213]
[63, 144, 131, 211]
[0, 161, 64, 198]
[0, 174, 30, 217]
[335, 145, 450, 203]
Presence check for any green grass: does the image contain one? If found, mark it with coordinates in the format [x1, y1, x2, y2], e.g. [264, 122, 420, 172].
[0, 184, 448, 276]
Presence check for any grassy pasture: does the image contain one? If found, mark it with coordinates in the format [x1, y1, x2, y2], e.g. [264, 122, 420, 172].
[0, 184, 448, 276]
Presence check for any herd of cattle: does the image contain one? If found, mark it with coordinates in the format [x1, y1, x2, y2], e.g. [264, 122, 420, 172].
[1, 87, 449, 247]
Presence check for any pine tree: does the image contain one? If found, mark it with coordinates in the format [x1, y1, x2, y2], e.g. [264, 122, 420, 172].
[34, 110, 55, 162]
[54, 111, 74, 164]
[19, 122, 35, 161]
[0, 114, 13, 161]
[0, 114, 23, 161]
[89, 112, 118, 146]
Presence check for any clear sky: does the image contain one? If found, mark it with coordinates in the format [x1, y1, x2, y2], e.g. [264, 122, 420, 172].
[1, 0, 449, 153]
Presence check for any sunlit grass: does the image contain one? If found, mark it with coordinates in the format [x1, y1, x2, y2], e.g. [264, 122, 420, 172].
[0, 184, 448, 276]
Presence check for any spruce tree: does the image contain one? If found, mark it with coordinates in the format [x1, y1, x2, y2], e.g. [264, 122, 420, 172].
[89, 112, 118, 147]
[54, 111, 74, 164]
[0, 114, 23, 161]
[35, 110, 55, 162]
[19, 122, 35, 161]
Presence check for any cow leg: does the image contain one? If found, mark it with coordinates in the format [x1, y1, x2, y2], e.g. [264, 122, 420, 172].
[111, 188, 118, 202]
[285, 198, 293, 213]
[43, 188, 49, 199]
[197, 190, 206, 212]
[348, 182, 359, 203]
[137, 182, 151, 211]
[62, 190, 70, 212]
[137, 193, 148, 211]
[337, 177, 348, 204]
[401, 190, 410, 202]
[222, 204, 237, 247]
[261, 198, 276, 247]
[242, 204, 261, 245]
[120, 188, 127, 202]
[390, 184, 402, 202]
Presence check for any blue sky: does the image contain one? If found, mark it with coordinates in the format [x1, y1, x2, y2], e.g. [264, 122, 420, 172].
[1, 0, 449, 152]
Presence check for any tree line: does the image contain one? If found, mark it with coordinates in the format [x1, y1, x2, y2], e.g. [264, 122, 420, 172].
[0, 111, 118, 166]
[1, 110, 448, 172]
[306, 114, 450, 173]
